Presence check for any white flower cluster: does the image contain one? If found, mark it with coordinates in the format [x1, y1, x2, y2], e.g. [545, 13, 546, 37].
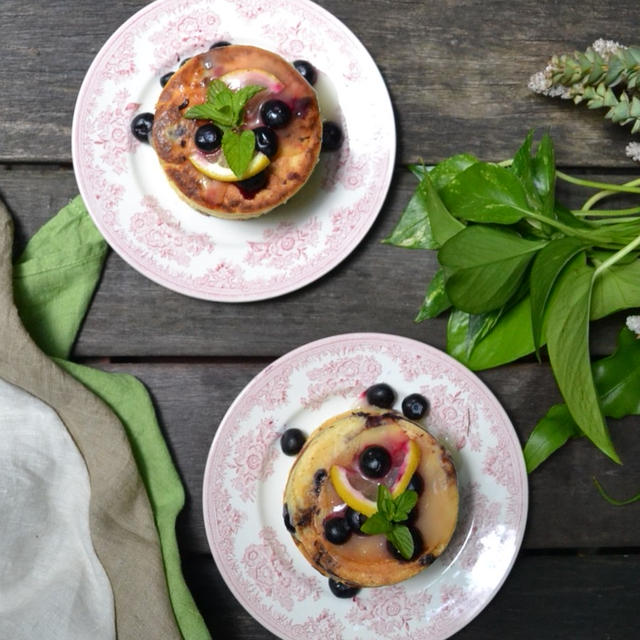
[626, 315, 640, 336]
[625, 142, 640, 163]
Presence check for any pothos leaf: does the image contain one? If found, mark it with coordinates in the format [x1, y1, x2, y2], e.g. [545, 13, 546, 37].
[545, 254, 620, 464]
[439, 226, 546, 314]
[593, 327, 640, 418]
[439, 162, 530, 224]
[523, 404, 581, 473]
[415, 268, 451, 322]
[529, 236, 587, 357]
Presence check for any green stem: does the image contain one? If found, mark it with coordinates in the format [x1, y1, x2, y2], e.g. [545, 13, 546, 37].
[593, 232, 640, 278]
[582, 177, 640, 211]
[583, 216, 640, 226]
[593, 477, 640, 506]
[573, 206, 640, 217]
[557, 171, 640, 195]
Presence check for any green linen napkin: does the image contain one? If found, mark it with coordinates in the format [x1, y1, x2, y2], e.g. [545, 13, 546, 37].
[12, 196, 210, 640]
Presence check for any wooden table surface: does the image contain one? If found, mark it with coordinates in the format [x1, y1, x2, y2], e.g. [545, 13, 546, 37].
[2, 0, 640, 638]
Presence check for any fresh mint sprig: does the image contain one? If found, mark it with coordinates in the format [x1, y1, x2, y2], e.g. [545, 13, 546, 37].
[360, 484, 418, 559]
[184, 79, 265, 177]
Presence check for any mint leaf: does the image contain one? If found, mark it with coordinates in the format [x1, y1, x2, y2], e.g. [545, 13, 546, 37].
[387, 525, 414, 560]
[393, 489, 418, 522]
[207, 79, 229, 102]
[222, 129, 256, 178]
[360, 512, 392, 535]
[233, 85, 266, 124]
[376, 484, 395, 521]
[184, 103, 230, 123]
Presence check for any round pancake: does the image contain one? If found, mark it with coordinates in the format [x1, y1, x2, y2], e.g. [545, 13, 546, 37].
[283, 409, 459, 588]
[151, 45, 322, 219]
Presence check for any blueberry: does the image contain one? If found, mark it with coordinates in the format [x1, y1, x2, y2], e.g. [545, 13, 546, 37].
[210, 40, 231, 49]
[253, 126, 278, 158]
[365, 383, 395, 409]
[293, 59, 317, 85]
[179, 56, 192, 67]
[321, 121, 343, 152]
[406, 472, 424, 496]
[359, 445, 391, 479]
[402, 393, 429, 420]
[328, 578, 360, 598]
[131, 112, 154, 143]
[345, 507, 367, 534]
[280, 428, 306, 455]
[260, 99, 292, 128]
[236, 170, 268, 194]
[386, 527, 423, 562]
[160, 71, 174, 87]
[283, 504, 295, 533]
[194, 123, 223, 152]
[324, 516, 351, 544]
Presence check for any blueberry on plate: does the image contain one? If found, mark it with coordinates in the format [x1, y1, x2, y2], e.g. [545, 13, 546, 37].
[324, 516, 351, 545]
[365, 382, 395, 409]
[210, 40, 231, 49]
[328, 578, 360, 598]
[280, 428, 306, 455]
[194, 123, 223, 152]
[260, 99, 292, 128]
[160, 71, 174, 87]
[131, 112, 154, 143]
[345, 507, 368, 534]
[253, 126, 278, 158]
[236, 170, 269, 195]
[292, 59, 317, 85]
[321, 120, 343, 151]
[359, 445, 391, 479]
[282, 504, 296, 533]
[402, 393, 430, 420]
[406, 472, 424, 496]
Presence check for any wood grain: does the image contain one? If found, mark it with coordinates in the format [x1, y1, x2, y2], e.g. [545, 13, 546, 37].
[1, 166, 635, 358]
[1, 0, 640, 165]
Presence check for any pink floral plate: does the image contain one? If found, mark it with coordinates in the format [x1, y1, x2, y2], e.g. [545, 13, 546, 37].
[203, 333, 528, 639]
[71, 0, 395, 301]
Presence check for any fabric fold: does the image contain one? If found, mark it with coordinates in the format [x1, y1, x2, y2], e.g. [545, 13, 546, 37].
[0, 200, 185, 638]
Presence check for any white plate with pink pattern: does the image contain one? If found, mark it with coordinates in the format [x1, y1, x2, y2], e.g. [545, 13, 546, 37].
[71, 0, 395, 301]
[203, 333, 528, 639]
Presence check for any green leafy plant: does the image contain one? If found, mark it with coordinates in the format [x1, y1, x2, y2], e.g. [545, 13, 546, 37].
[360, 485, 418, 559]
[385, 130, 640, 472]
[184, 79, 264, 177]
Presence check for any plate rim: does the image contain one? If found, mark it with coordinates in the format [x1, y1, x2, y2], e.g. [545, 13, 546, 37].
[71, 0, 396, 302]
[202, 332, 529, 640]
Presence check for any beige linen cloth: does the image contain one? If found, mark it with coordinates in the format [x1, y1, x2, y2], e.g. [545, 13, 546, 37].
[0, 204, 181, 637]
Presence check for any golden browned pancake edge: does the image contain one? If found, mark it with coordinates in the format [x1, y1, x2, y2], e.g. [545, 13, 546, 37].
[151, 45, 322, 219]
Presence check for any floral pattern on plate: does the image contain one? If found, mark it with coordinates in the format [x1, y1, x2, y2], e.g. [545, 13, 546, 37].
[203, 333, 528, 640]
[72, 0, 395, 301]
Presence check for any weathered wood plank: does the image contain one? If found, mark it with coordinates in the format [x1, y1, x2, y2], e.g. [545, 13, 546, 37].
[1, 165, 635, 358]
[2, 0, 640, 165]
[181, 551, 640, 639]
[93, 361, 640, 554]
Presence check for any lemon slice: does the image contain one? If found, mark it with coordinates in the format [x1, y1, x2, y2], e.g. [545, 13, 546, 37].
[189, 151, 270, 182]
[330, 439, 421, 517]
[219, 68, 285, 93]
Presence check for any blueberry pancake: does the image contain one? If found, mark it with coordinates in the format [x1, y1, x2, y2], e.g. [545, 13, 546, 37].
[151, 45, 322, 219]
[283, 409, 459, 588]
